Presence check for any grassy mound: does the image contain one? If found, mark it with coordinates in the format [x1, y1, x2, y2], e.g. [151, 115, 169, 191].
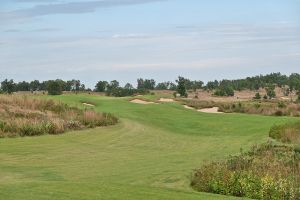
[191, 143, 300, 200]
[0, 95, 118, 137]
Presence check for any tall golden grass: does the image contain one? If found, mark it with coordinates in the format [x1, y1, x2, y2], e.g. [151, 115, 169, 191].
[181, 99, 300, 117]
[0, 95, 118, 138]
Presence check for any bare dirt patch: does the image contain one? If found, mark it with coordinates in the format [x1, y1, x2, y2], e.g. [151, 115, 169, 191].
[197, 107, 223, 114]
[130, 99, 156, 105]
[158, 98, 175, 102]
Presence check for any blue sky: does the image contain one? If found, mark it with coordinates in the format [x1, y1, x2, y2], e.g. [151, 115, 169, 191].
[0, 0, 299, 88]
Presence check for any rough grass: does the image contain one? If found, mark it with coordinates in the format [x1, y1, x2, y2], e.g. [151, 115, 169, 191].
[181, 99, 300, 117]
[269, 121, 300, 144]
[0, 95, 118, 137]
[0, 93, 297, 200]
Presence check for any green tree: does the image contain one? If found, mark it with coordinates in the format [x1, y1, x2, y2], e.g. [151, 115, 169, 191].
[47, 80, 62, 95]
[124, 83, 134, 90]
[176, 76, 187, 97]
[137, 78, 155, 90]
[30, 80, 40, 91]
[1, 79, 15, 94]
[106, 80, 120, 96]
[95, 81, 108, 92]
[16, 81, 30, 91]
[191, 80, 204, 92]
[206, 80, 219, 91]
[266, 86, 276, 99]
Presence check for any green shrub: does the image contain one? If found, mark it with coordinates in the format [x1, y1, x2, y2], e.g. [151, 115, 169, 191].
[253, 92, 261, 100]
[191, 143, 300, 199]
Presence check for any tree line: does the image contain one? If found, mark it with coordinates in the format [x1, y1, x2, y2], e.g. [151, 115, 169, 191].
[0, 79, 86, 95]
[1, 72, 300, 100]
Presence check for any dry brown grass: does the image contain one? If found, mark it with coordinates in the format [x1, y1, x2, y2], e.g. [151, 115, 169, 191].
[269, 122, 300, 144]
[186, 87, 297, 102]
[0, 95, 118, 138]
[181, 98, 300, 117]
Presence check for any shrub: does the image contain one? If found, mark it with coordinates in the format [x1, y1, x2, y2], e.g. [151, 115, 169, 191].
[253, 92, 261, 100]
[278, 101, 286, 108]
[191, 143, 300, 199]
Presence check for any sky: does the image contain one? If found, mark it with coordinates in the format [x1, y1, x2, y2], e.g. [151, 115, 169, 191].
[0, 0, 300, 88]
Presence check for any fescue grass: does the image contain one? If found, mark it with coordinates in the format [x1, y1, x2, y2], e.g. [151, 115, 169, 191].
[0, 93, 297, 199]
[0, 95, 118, 137]
[269, 121, 300, 145]
[181, 98, 300, 117]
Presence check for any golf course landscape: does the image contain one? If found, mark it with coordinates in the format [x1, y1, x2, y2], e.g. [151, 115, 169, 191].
[0, 93, 297, 200]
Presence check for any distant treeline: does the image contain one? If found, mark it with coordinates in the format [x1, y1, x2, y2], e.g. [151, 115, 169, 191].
[1, 73, 300, 98]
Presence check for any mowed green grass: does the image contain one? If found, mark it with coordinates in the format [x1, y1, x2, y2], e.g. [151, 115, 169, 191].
[0, 94, 296, 200]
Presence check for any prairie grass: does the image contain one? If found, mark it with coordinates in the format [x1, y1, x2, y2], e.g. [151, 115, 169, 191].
[269, 121, 300, 144]
[0, 95, 118, 137]
[181, 99, 300, 116]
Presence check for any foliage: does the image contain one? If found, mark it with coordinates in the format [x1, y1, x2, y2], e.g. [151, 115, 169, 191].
[265, 85, 276, 99]
[47, 80, 63, 95]
[176, 76, 188, 97]
[191, 143, 300, 199]
[253, 92, 261, 100]
[1, 79, 15, 94]
[137, 78, 156, 90]
[155, 82, 177, 90]
[95, 81, 108, 92]
[204, 72, 300, 93]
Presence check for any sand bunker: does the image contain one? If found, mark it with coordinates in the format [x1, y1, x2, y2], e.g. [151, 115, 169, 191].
[198, 107, 223, 114]
[183, 105, 194, 110]
[82, 103, 95, 107]
[280, 97, 290, 100]
[130, 99, 156, 105]
[158, 98, 174, 102]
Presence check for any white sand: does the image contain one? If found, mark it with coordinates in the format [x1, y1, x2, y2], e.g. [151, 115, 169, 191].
[197, 107, 223, 114]
[158, 98, 174, 102]
[130, 99, 156, 105]
[82, 103, 95, 107]
[280, 97, 290, 100]
[183, 105, 194, 110]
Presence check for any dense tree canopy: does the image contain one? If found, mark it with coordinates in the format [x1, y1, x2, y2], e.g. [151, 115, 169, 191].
[137, 78, 156, 90]
[0, 72, 299, 99]
[1, 79, 15, 94]
[95, 81, 108, 92]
